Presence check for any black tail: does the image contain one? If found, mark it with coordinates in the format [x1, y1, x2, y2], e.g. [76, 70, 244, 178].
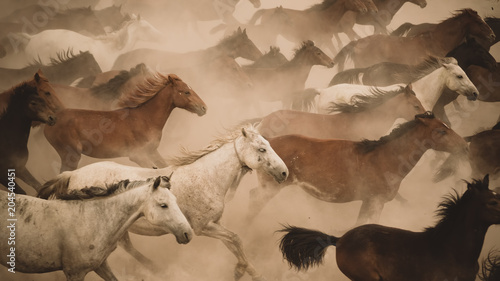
[333, 40, 357, 72]
[329, 68, 365, 86]
[278, 225, 339, 271]
[390, 22, 415, 37]
[286, 88, 320, 112]
[37, 173, 71, 199]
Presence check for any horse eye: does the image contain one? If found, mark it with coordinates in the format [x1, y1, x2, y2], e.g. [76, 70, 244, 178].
[184, 91, 190, 95]
[258, 148, 266, 153]
[457, 75, 463, 79]
[45, 91, 51, 96]
[414, 105, 420, 110]
[160, 203, 168, 208]
[439, 130, 447, 135]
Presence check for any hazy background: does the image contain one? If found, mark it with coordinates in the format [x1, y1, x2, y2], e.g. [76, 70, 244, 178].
[1, 0, 500, 280]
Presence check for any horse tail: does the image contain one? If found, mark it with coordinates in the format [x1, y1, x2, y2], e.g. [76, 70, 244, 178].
[329, 68, 365, 86]
[433, 147, 471, 183]
[333, 40, 357, 72]
[286, 88, 320, 112]
[390, 22, 414, 37]
[37, 172, 72, 199]
[248, 9, 267, 25]
[278, 225, 339, 271]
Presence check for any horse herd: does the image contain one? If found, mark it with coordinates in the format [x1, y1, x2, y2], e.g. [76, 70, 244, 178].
[0, 0, 499, 280]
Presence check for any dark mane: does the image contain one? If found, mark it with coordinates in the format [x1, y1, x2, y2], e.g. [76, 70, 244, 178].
[282, 41, 316, 68]
[356, 112, 434, 153]
[479, 250, 500, 281]
[424, 177, 489, 241]
[218, 28, 247, 47]
[57, 178, 152, 200]
[327, 85, 406, 113]
[445, 8, 481, 23]
[90, 63, 149, 100]
[27, 49, 87, 68]
[399, 56, 451, 82]
[306, 0, 338, 11]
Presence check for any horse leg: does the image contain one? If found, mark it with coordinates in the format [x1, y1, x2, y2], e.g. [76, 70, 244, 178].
[94, 259, 118, 281]
[200, 221, 264, 281]
[64, 271, 87, 281]
[356, 199, 385, 225]
[117, 232, 160, 272]
[148, 149, 168, 168]
[246, 181, 282, 223]
[55, 144, 82, 173]
[16, 166, 41, 192]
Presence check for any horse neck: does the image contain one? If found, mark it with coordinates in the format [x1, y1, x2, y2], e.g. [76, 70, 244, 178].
[374, 0, 406, 16]
[412, 68, 446, 110]
[0, 94, 33, 145]
[128, 87, 176, 130]
[318, 0, 351, 25]
[430, 16, 468, 55]
[280, 54, 316, 84]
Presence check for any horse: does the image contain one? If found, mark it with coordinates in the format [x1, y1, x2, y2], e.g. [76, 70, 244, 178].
[242, 46, 288, 68]
[0, 5, 106, 37]
[247, 112, 468, 225]
[256, 84, 425, 141]
[333, 0, 427, 45]
[466, 63, 500, 102]
[43, 73, 207, 172]
[333, 9, 495, 71]
[112, 27, 262, 71]
[434, 122, 500, 184]
[38, 125, 288, 280]
[0, 50, 102, 90]
[298, 62, 478, 115]
[0, 176, 193, 281]
[480, 251, 500, 281]
[94, 4, 131, 32]
[278, 174, 500, 281]
[53, 63, 153, 110]
[0, 71, 57, 194]
[243, 40, 333, 104]
[247, 0, 371, 55]
[20, 15, 163, 70]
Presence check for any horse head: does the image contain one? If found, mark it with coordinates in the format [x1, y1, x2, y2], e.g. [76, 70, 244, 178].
[415, 112, 468, 155]
[462, 9, 496, 45]
[226, 27, 262, 61]
[395, 84, 426, 120]
[143, 176, 193, 244]
[465, 175, 500, 226]
[293, 40, 334, 68]
[31, 69, 64, 118]
[234, 127, 288, 183]
[166, 74, 207, 116]
[442, 63, 478, 101]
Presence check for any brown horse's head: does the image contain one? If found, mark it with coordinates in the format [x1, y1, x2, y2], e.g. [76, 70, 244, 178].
[25, 92, 57, 126]
[465, 175, 500, 226]
[394, 84, 425, 120]
[461, 9, 496, 44]
[222, 27, 262, 61]
[166, 74, 207, 116]
[31, 70, 65, 114]
[416, 112, 467, 154]
[292, 41, 334, 68]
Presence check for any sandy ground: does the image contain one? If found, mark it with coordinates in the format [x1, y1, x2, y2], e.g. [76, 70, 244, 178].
[1, 0, 500, 280]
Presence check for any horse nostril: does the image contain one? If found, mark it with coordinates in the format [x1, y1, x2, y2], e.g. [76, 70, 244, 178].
[184, 232, 190, 241]
[282, 171, 287, 177]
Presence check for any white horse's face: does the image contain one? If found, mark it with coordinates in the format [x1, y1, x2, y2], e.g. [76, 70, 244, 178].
[131, 16, 163, 42]
[235, 128, 288, 183]
[443, 63, 479, 101]
[143, 176, 193, 244]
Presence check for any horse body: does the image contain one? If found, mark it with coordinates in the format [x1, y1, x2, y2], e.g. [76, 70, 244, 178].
[334, 9, 495, 70]
[39, 126, 288, 280]
[249, 113, 468, 225]
[279, 175, 500, 281]
[467, 63, 500, 102]
[0, 177, 192, 280]
[43, 74, 207, 172]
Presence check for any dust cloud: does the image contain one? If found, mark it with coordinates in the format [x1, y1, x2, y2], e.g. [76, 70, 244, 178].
[1, 0, 500, 280]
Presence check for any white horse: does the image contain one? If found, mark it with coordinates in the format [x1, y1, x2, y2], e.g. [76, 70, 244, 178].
[313, 63, 478, 114]
[38, 126, 288, 281]
[21, 15, 163, 70]
[0, 176, 192, 281]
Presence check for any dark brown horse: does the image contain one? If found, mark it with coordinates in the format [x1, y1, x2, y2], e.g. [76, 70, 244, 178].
[111, 27, 262, 70]
[466, 63, 500, 102]
[334, 9, 495, 71]
[256, 84, 424, 140]
[43, 74, 207, 172]
[480, 251, 500, 281]
[248, 112, 468, 225]
[0, 71, 57, 194]
[279, 174, 500, 281]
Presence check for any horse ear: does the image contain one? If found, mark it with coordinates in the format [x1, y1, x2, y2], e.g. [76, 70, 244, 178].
[483, 174, 490, 188]
[153, 176, 162, 190]
[243, 28, 247, 35]
[34, 69, 45, 83]
[160, 174, 172, 190]
[237, 26, 242, 33]
[405, 83, 413, 91]
[242, 128, 248, 138]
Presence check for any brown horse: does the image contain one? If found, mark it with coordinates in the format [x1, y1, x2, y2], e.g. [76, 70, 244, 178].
[43, 74, 207, 172]
[334, 9, 495, 70]
[256, 84, 424, 140]
[248, 112, 468, 225]
[243, 41, 333, 104]
[0, 72, 57, 194]
[467, 63, 500, 102]
[279, 174, 500, 281]
[111, 27, 262, 70]
[248, 0, 371, 55]
[243, 46, 288, 68]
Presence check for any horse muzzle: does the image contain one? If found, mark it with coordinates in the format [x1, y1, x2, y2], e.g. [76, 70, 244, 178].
[46, 115, 57, 126]
[175, 228, 194, 244]
[467, 92, 478, 101]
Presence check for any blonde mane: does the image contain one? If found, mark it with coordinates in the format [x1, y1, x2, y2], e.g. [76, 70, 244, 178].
[118, 72, 179, 108]
[168, 125, 258, 166]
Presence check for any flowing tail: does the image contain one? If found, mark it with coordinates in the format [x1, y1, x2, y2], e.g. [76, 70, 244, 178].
[390, 22, 415, 37]
[433, 136, 472, 183]
[329, 68, 365, 86]
[333, 40, 357, 72]
[285, 88, 320, 112]
[37, 172, 72, 199]
[248, 9, 268, 25]
[278, 225, 339, 271]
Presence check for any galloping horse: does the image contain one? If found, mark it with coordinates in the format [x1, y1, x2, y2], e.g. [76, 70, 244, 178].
[334, 9, 495, 70]
[43, 74, 207, 172]
[112, 27, 262, 70]
[248, 112, 468, 225]
[467, 63, 500, 102]
[38, 126, 288, 281]
[279, 175, 500, 281]
[1, 176, 192, 280]
[0, 71, 57, 194]
[243, 46, 288, 68]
